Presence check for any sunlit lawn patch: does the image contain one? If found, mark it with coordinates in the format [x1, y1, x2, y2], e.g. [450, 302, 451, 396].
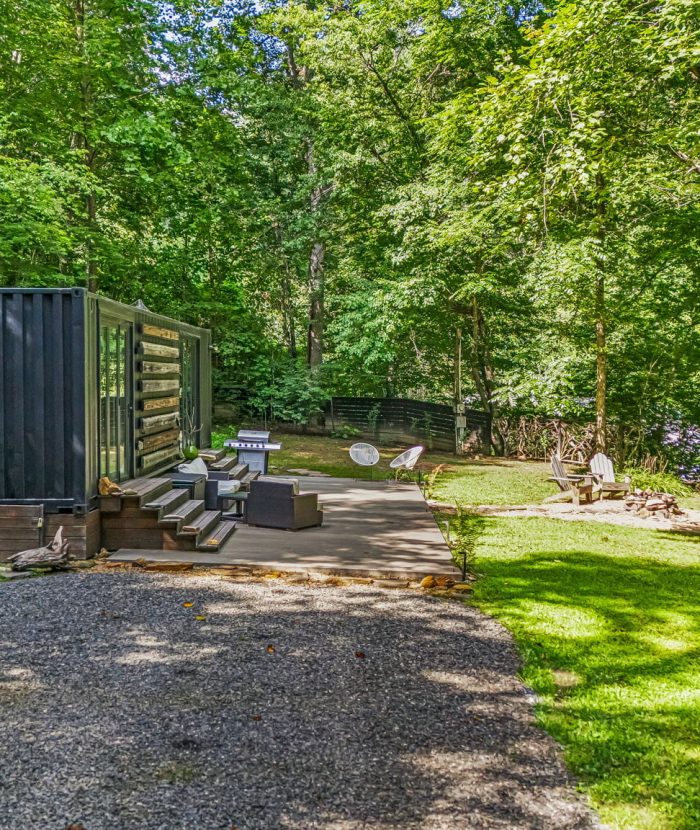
[468, 516, 700, 830]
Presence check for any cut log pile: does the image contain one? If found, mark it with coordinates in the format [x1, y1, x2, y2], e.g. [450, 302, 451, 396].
[624, 490, 685, 519]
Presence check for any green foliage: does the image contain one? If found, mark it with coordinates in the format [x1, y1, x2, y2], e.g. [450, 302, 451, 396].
[622, 468, 694, 498]
[0, 0, 696, 468]
[329, 424, 361, 440]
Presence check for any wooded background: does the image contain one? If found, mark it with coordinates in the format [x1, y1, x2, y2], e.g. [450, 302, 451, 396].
[0, 0, 697, 470]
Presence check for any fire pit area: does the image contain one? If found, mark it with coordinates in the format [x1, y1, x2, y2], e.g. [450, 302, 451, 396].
[624, 490, 686, 520]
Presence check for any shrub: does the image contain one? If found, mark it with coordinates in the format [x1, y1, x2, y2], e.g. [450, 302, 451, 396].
[622, 467, 694, 497]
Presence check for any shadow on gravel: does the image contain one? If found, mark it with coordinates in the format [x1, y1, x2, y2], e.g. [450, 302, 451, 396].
[0, 572, 595, 830]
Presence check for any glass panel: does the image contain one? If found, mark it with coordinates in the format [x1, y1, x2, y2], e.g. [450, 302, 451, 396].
[99, 320, 131, 482]
[180, 337, 198, 446]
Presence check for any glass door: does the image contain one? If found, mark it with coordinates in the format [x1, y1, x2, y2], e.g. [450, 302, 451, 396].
[99, 318, 133, 481]
[180, 334, 200, 446]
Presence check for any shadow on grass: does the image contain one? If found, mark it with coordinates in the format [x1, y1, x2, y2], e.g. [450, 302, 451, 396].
[469, 515, 700, 829]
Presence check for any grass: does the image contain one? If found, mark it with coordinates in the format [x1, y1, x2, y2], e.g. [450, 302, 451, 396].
[431, 457, 553, 505]
[212, 428, 700, 827]
[461, 515, 700, 830]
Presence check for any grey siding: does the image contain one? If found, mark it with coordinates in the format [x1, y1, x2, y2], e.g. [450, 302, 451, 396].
[0, 289, 88, 507]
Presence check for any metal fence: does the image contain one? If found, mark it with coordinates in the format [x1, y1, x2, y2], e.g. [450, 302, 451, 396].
[325, 397, 491, 453]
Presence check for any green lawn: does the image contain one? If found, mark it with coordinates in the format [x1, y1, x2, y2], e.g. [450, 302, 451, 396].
[431, 456, 554, 505]
[463, 515, 700, 830]
[232, 431, 700, 829]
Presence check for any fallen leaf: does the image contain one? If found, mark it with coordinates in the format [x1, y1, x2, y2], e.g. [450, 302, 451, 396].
[65, 824, 87, 830]
[182, 602, 194, 608]
[195, 615, 207, 621]
[355, 651, 366, 659]
[252, 715, 262, 721]
[266, 644, 275, 654]
[451, 583, 472, 592]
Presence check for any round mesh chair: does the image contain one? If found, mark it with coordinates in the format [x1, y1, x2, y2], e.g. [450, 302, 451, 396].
[349, 442, 380, 479]
[389, 445, 424, 480]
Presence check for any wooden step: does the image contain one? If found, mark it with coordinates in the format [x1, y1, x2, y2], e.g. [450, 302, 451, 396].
[120, 477, 173, 506]
[229, 463, 249, 480]
[180, 509, 221, 538]
[210, 455, 237, 472]
[99, 477, 173, 512]
[160, 499, 204, 528]
[199, 447, 226, 463]
[197, 520, 236, 551]
[143, 487, 189, 514]
[241, 471, 260, 486]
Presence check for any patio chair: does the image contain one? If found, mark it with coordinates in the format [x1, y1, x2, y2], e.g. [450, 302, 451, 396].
[547, 455, 596, 506]
[589, 452, 631, 499]
[389, 445, 424, 480]
[246, 477, 323, 531]
[178, 457, 241, 510]
[349, 442, 380, 479]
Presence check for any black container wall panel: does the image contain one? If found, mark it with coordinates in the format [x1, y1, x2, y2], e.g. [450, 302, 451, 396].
[0, 290, 86, 504]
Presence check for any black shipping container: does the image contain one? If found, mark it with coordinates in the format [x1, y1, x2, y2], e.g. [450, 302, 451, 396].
[0, 288, 211, 511]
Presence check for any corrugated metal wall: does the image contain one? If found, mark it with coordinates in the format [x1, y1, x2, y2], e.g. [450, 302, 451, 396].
[0, 289, 87, 507]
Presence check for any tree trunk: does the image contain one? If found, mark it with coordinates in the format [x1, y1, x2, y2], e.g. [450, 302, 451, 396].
[306, 139, 326, 368]
[466, 296, 505, 455]
[593, 174, 608, 453]
[273, 220, 298, 358]
[594, 269, 607, 452]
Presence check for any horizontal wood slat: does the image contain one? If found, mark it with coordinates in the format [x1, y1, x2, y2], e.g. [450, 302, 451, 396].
[140, 412, 179, 430]
[139, 361, 181, 376]
[140, 324, 179, 341]
[140, 396, 180, 412]
[137, 429, 180, 454]
[139, 447, 181, 470]
[139, 342, 180, 359]
[139, 380, 180, 394]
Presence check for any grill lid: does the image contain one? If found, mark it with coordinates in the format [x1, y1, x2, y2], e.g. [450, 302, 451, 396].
[237, 429, 271, 442]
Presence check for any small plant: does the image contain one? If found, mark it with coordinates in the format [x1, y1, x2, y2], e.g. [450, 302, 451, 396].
[447, 505, 485, 581]
[330, 424, 361, 440]
[622, 467, 693, 497]
[366, 402, 382, 434]
[422, 463, 445, 501]
[182, 405, 202, 455]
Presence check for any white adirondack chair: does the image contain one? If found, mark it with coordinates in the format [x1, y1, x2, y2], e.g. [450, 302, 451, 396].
[589, 453, 631, 499]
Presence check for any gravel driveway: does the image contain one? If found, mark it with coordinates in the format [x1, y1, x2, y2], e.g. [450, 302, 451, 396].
[0, 572, 597, 829]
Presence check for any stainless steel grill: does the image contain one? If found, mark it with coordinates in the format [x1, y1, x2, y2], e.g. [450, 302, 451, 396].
[224, 429, 281, 474]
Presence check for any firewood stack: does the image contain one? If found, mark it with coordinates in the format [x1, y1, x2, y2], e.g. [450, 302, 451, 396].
[624, 490, 685, 519]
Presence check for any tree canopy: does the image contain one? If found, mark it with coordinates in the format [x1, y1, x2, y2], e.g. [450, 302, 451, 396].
[0, 0, 698, 465]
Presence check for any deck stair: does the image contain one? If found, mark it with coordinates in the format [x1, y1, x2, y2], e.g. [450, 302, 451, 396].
[210, 455, 238, 473]
[143, 487, 189, 514]
[198, 447, 227, 463]
[100, 477, 236, 552]
[228, 463, 249, 480]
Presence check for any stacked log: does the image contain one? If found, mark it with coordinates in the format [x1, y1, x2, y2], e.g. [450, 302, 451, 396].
[625, 489, 685, 519]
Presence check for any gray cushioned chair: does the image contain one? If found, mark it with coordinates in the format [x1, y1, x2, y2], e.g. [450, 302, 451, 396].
[246, 477, 323, 530]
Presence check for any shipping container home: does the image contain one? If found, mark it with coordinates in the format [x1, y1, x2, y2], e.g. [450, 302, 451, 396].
[0, 288, 212, 557]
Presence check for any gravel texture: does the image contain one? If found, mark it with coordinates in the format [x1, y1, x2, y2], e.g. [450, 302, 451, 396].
[0, 572, 598, 830]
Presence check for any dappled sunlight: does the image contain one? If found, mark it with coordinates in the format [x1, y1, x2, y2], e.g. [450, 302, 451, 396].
[0, 571, 594, 829]
[470, 514, 700, 829]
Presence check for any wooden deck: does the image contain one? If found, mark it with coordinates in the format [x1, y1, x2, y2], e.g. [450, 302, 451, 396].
[109, 477, 458, 579]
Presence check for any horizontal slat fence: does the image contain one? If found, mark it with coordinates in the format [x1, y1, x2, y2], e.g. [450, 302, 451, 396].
[326, 397, 491, 452]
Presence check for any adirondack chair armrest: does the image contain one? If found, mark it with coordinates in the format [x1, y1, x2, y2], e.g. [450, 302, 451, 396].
[548, 475, 587, 484]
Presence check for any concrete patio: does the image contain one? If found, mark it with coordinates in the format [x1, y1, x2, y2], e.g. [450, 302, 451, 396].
[109, 477, 458, 579]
